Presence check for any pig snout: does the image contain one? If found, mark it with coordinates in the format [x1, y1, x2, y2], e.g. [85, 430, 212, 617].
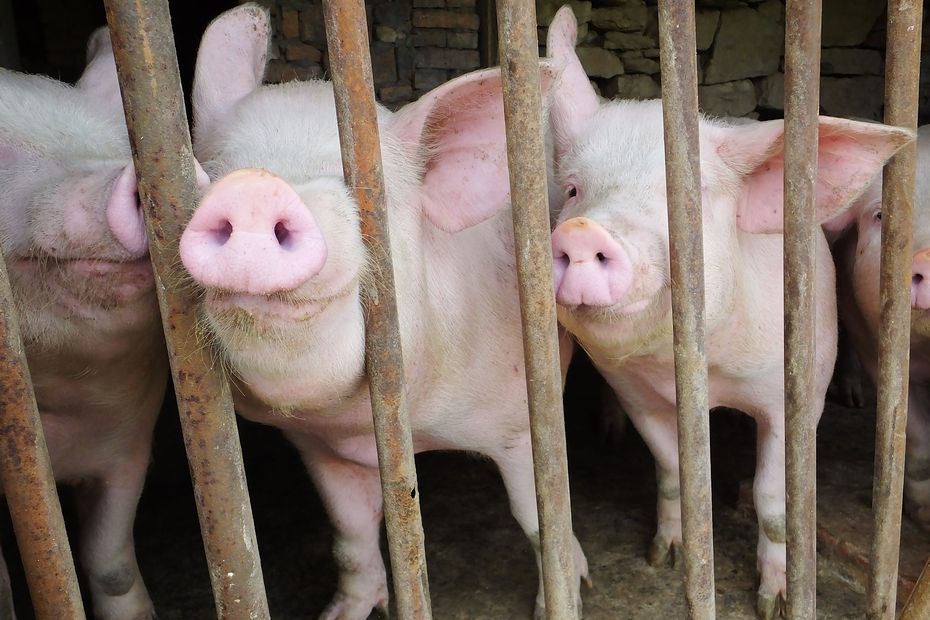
[179, 168, 327, 295]
[913, 248, 930, 310]
[106, 161, 211, 257]
[551, 217, 632, 307]
[106, 163, 147, 256]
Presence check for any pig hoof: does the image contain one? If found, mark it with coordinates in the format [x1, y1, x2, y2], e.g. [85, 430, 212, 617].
[647, 535, 682, 568]
[756, 592, 786, 619]
[319, 591, 388, 620]
[532, 595, 584, 620]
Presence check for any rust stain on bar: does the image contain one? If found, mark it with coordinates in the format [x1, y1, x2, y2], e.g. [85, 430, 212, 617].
[782, 1, 821, 618]
[901, 556, 930, 619]
[868, 1, 923, 618]
[320, 1, 432, 618]
[496, 1, 579, 618]
[102, 1, 270, 618]
[655, 2, 716, 618]
[0, 256, 84, 619]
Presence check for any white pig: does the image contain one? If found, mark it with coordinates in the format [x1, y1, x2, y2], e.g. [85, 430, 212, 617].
[826, 124, 930, 531]
[0, 28, 172, 620]
[180, 5, 587, 619]
[543, 6, 912, 618]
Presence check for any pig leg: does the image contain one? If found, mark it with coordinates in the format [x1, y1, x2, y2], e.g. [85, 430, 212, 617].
[0, 541, 15, 620]
[74, 452, 153, 620]
[298, 446, 388, 620]
[752, 412, 787, 619]
[621, 403, 683, 568]
[491, 433, 588, 620]
[905, 385, 930, 530]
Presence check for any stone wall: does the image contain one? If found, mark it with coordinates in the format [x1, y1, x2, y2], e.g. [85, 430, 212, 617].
[257, 0, 929, 122]
[544, 0, 899, 121]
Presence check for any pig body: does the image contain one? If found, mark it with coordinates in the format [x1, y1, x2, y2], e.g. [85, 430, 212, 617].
[0, 29, 166, 620]
[183, 6, 586, 619]
[543, 7, 912, 618]
[828, 124, 930, 529]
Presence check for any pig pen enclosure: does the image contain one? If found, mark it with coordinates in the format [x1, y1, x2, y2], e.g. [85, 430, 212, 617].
[1, 0, 930, 619]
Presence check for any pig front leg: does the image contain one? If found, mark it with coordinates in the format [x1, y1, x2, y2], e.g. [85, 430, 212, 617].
[74, 451, 153, 620]
[299, 446, 388, 620]
[753, 413, 787, 619]
[0, 540, 16, 620]
[622, 404, 683, 568]
[491, 433, 589, 620]
[905, 385, 930, 530]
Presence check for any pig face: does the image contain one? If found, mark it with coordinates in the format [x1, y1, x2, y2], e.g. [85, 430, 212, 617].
[544, 7, 912, 351]
[182, 4, 542, 391]
[827, 125, 930, 339]
[0, 28, 153, 348]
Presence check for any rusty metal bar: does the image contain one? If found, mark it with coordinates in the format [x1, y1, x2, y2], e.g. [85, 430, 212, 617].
[0, 257, 84, 619]
[320, 2, 432, 618]
[782, 1, 822, 618]
[901, 556, 930, 619]
[655, 2, 716, 618]
[102, 2, 270, 618]
[496, 1, 579, 618]
[867, 1, 923, 618]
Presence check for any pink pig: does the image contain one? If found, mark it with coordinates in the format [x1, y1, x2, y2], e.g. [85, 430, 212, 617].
[0, 27, 201, 620]
[180, 5, 587, 619]
[826, 124, 930, 531]
[543, 6, 911, 618]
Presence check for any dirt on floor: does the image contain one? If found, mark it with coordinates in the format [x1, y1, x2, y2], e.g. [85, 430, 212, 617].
[2, 356, 924, 619]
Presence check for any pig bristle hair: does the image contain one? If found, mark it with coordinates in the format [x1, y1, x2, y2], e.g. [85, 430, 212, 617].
[0, 70, 129, 164]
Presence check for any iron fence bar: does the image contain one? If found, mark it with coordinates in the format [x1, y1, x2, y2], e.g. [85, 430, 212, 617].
[655, 2, 716, 618]
[0, 257, 84, 619]
[782, 1, 822, 618]
[867, 0, 923, 617]
[900, 556, 930, 619]
[101, 2, 270, 618]
[320, 1, 432, 618]
[496, 1, 579, 618]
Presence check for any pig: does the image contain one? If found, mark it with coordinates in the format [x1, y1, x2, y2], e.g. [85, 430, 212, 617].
[0, 27, 179, 620]
[542, 6, 912, 618]
[825, 124, 930, 530]
[180, 5, 587, 619]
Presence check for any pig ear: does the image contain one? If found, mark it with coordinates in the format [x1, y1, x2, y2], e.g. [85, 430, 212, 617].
[76, 27, 124, 115]
[546, 5, 599, 159]
[716, 116, 914, 234]
[192, 4, 270, 146]
[390, 66, 555, 233]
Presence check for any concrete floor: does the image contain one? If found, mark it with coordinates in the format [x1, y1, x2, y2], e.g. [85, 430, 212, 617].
[2, 356, 921, 619]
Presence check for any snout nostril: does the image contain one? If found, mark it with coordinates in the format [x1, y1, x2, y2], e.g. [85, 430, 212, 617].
[596, 252, 606, 263]
[274, 221, 291, 248]
[215, 220, 233, 245]
[915, 273, 925, 286]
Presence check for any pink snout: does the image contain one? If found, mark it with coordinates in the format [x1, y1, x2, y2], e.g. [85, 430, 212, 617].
[179, 168, 327, 295]
[551, 217, 632, 307]
[913, 248, 930, 310]
[107, 160, 211, 257]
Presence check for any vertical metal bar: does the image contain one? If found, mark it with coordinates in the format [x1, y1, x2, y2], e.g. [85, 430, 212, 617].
[320, 2, 432, 619]
[900, 557, 930, 619]
[101, 2, 270, 618]
[782, 1, 821, 618]
[495, 1, 578, 618]
[0, 258, 84, 619]
[655, 2, 716, 618]
[868, 1, 923, 617]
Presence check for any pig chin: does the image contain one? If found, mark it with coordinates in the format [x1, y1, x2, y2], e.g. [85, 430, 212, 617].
[11, 256, 155, 315]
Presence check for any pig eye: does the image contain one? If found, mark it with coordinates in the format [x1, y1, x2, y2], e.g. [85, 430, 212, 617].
[565, 185, 578, 199]
[874, 210, 882, 223]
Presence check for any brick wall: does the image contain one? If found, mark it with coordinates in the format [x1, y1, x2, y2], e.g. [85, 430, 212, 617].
[257, 0, 482, 106]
